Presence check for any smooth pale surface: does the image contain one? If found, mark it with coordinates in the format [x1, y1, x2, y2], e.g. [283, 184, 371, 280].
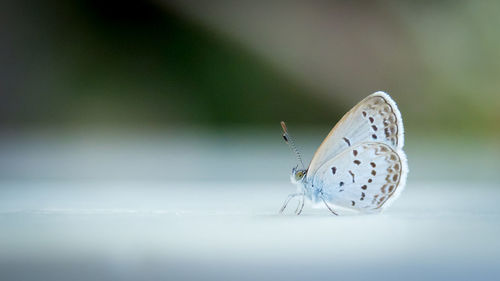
[0, 131, 499, 280]
[1, 181, 500, 281]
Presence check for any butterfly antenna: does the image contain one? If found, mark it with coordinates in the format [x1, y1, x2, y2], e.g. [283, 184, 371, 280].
[281, 121, 305, 169]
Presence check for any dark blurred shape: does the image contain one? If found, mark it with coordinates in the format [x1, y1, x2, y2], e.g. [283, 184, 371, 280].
[83, 0, 164, 25]
[0, 0, 340, 130]
[1, 0, 500, 136]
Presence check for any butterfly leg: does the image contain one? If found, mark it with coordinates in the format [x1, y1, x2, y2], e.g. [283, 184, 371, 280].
[321, 197, 339, 216]
[279, 193, 302, 214]
[295, 194, 305, 215]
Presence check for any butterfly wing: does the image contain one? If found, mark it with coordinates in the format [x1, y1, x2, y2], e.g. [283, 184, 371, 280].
[311, 142, 407, 212]
[307, 91, 404, 180]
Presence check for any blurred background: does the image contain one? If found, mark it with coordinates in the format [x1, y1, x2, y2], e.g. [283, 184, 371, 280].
[1, 1, 500, 280]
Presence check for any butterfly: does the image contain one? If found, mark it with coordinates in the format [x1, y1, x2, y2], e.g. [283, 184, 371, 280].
[280, 91, 408, 215]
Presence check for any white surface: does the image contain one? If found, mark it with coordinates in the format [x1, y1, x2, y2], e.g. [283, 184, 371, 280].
[0, 132, 499, 280]
[1, 180, 499, 281]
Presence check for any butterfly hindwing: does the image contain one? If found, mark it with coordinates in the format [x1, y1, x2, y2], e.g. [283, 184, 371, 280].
[311, 142, 407, 212]
[307, 91, 404, 179]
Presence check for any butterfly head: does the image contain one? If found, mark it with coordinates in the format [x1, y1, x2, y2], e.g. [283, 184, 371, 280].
[291, 166, 307, 184]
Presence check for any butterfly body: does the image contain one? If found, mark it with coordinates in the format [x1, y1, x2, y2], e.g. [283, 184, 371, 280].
[282, 91, 408, 215]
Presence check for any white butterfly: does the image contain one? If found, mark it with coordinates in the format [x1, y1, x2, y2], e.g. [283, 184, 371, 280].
[280, 91, 408, 215]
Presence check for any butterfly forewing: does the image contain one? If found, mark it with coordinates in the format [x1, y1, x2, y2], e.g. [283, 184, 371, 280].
[307, 92, 404, 179]
[311, 142, 406, 211]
